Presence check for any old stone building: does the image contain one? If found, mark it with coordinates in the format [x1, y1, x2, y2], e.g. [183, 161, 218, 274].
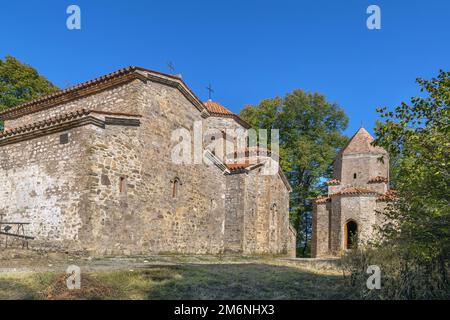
[311, 127, 394, 257]
[0, 66, 296, 257]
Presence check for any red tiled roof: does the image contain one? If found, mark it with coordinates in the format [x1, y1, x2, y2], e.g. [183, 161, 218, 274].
[203, 100, 251, 128]
[0, 109, 142, 139]
[225, 163, 252, 171]
[0, 109, 91, 139]
[203, 100, 234, 115]
[368, 176, 388, 184]
[315, 196, 330, 204]
[326, 179, 341, 186]
[377, 189, 397, 202]
[338, 187, 378, 195]
[341, 127, 387, 155]
[0, 66, 206, 121]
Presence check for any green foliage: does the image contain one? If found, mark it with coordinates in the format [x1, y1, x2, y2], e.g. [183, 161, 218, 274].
[240, 90, 349, 256]
[0, 55, 59, 112]
[342, 247, 450, 299]
[374, 70, 450, 262]
[343, 70, 450, 299]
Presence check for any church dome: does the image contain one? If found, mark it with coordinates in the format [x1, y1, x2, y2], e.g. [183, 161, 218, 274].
[203, 100, 234, 116]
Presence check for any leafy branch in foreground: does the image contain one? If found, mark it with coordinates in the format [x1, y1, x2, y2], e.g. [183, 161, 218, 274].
[344, 70, 450, 299]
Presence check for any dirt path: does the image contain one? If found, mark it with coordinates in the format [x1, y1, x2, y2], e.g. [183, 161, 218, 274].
[0, 248, 291, 273]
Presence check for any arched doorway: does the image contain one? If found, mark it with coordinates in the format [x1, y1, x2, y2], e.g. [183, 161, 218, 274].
[345, 220, 358, 249]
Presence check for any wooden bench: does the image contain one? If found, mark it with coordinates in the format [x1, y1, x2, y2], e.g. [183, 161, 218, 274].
[0, 222, 35, 248]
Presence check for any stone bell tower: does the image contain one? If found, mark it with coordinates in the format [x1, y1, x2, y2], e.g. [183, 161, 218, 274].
[312, 127, 393, 257]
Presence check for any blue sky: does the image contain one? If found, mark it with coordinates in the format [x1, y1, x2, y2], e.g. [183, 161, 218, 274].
[1, 0, 449, 136]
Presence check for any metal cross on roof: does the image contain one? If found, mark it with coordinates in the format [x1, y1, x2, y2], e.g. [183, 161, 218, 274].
[206, 83, 214, 100]
[167, 61, 175, 74]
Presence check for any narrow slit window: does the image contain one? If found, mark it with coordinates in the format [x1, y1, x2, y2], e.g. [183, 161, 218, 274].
[353, 173, 357, 179]
[172, 180, 178, 198]
[119, 177, 126, 193]
[172, 177, 182, 198]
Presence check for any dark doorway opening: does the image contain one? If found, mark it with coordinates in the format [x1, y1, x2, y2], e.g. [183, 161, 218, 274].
[345, 220, 358, 249]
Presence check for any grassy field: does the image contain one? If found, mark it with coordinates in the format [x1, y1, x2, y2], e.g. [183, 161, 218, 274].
[0, 257, 354, 300]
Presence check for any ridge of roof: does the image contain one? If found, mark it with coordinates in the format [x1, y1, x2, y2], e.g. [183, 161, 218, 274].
[368, 176, 388, 184]
[0, 108, 141, 142]
[0, 66, 206, 121]
[329, 187, 379, 197]
[315, 196, 330, 204]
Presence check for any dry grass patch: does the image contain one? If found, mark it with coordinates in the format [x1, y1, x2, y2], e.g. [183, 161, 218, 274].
[0, 258, 353, 300]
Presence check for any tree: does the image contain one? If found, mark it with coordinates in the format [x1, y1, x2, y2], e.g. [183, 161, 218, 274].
[240, 90, 349, 256]
[0, 55, 59, 113]
[342, 71, 450, 300]
[374, 70, 450, 278]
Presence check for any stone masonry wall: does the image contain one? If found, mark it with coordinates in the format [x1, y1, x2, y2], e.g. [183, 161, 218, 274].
[0, 125, 93, 250]
[340, 153, 389, 187]
[4, 80, 142, 130]
[339, 195, 378, 248]
[224, 174, 245, 253]
[242, 168, 291, 255]
[1, 74, 294, 256]
[78, 80, 229, 255]
[312, 202, 330, 257]
[329, 197, 342, 254]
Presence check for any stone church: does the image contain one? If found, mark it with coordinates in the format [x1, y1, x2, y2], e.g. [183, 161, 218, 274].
[0, 66, 296, 256]
[311, 127, 394, 257]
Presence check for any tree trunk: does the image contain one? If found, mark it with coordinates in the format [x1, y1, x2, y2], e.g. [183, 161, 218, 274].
[302, 210, 309, 256]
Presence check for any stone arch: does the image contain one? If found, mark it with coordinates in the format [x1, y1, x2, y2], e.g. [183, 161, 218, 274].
[344, 219, 358, 249]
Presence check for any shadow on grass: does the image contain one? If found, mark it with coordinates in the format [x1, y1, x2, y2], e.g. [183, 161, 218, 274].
[0, 279, 39, 300]
[138, 263, 354, 300]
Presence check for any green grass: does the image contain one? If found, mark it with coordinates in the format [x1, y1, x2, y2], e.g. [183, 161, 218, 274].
[0, 272, 56, 300]
[0, 260, 353, 300]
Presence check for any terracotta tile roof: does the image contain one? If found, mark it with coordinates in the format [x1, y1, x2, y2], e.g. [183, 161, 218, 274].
[0, 109, 142, 140]
[326, 179, 341, 186]
[225, 163, 252, 171]
[203, 100, 251, 128]
[338, 187, 378, 196]
[0, 109, 91, 139]
[377, 189, 397, 202]
[203, 100, 234, 115]
[368, 176, 388, 184]
[315, 196, 330, 204]
[0, 66, 206, 121]
[340, 127, 387, 155]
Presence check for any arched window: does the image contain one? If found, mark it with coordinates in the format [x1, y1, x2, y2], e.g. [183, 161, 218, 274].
[171, 177, 182, 198]
[353, 173, 357, 179]
[345, 220, 358, 249]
